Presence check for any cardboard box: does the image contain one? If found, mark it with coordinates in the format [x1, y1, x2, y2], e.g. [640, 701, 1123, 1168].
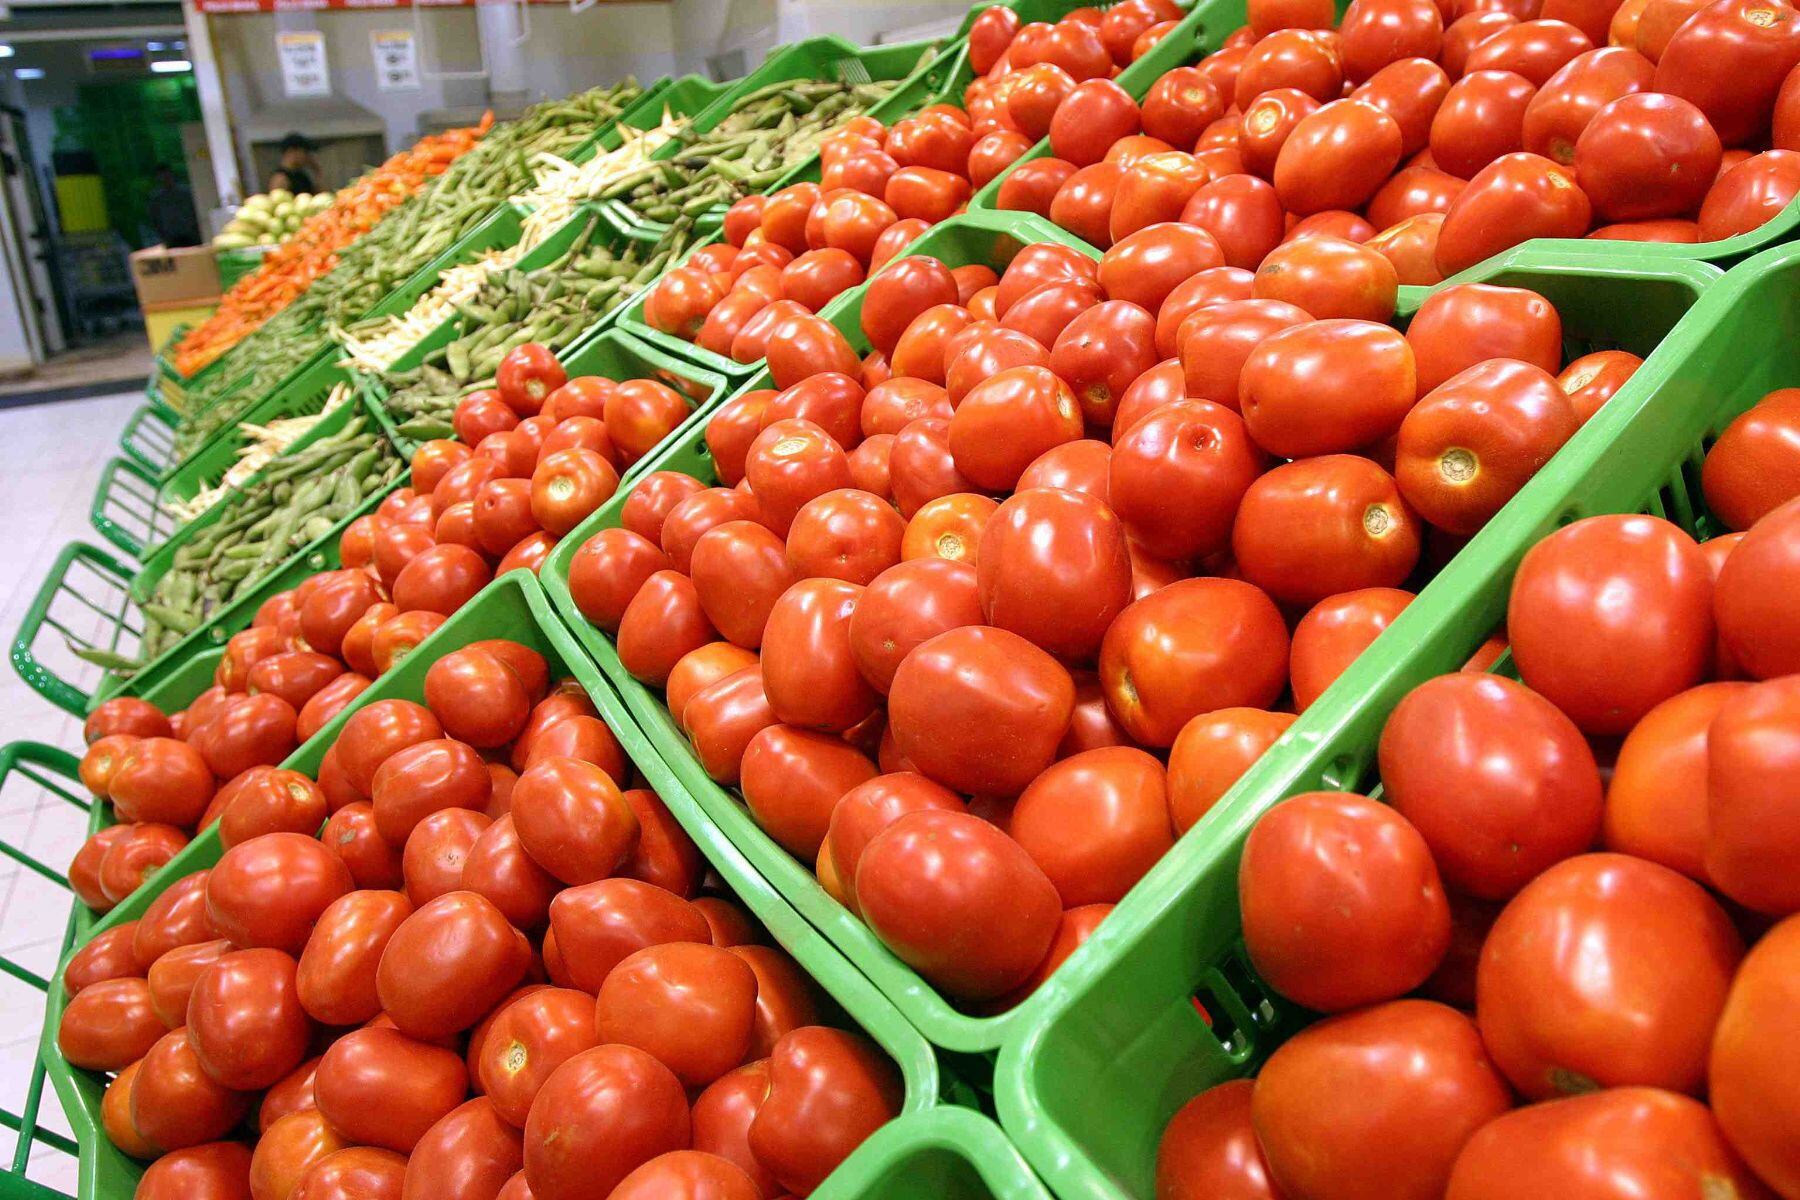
[129, 245, 222, 308]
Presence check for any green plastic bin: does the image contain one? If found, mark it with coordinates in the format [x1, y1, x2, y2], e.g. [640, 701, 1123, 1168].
[214, 245, 269, 292]
[41, 572, 944, 1200]
[545, 207, 1717, 1069]
[115, 405, 178, 477]
[87, 458, 170, 560]
[10, 543, 145, 718]
[819, 1107, 1051, 1200]
[607, 36, 948, 239]
[346, 202, 534, 329]
[986, 255, 1791, 1200]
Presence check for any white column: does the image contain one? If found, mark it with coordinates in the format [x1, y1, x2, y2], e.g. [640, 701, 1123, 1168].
[182, 0, 244, 207]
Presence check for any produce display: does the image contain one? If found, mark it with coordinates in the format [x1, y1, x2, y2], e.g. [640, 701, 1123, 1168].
[25, 3, 1800, 1198]
[67, 643, 903, 1198]
[378, 218, 698, 436]
[1154, 394, 1800, 1200]
[211, 189, 337, 251]
[609, 78, 906, 227]
[173, 122, 488, 377]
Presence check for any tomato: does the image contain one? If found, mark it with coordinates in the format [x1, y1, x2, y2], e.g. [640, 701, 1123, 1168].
[859, 257, 959, 361]
[1238, 88, 1323, 179]
[1477, 852, 1742, 1099]
[1381, 672, 1604, 902]
[945, 326, 1050, 410]
[1369, 212, 1447, 285]
[1705, 675, 1800, 918]
[1108, 153, 1209, 246]
[679, 665, 775, 784]
[594, 943, 757, 1091]
[136, 1142, 255, 1199]
[901, 494, 997, 567]
[397, 806, 486, 906]
[759, 577, 879, 733]
[370, 611, 447, 675]
[1254, 237, 1399, 325]
[1464, 18, 1594, 85]
[1367, 166, 1467, 230]
[65, 922, 143, 996]
[133, 1027, 254, 1149]
[1240, 319, 1415, 458]
[1429, 70, 1537, 183]
[1353, 57, 1452, 158]
[1508, 514, 1714, 734]
[738, 724, 875, 859]
[1104, 400, 1261, 566]
[1235, 29, 1344, 108]
[522, 1044, 690, 1200]
[1337, 0, 1445, 82]
[1406, 281, 1563, 396]
[320, 802, 398, 897]
[1155, 1080, 1281, 1200]
[506, 756, 637, 887]
[1702, 388, 1800, 529]
[456, 390, 521, 447]
[1006, 747, 1171, 907]
[400, 1098, 523, 1200]
[546, 876, 710, 993]
[249, 1109, 347, 1200]
[1167, 709, 1297, 834]
[1171, 300, 1304, 414]
[93, 823, 186, 906]
[543, 377, 614, 424]
[970, 4, 1021, 71]
[995, 158, 1078, 220]
[467, 990, 599, 1131]
[198, 693, 298, 780]
[295, 889, 411, 1027]
[248, 653, 345, 719]
[1044, 161, 1121, 246]
[314, 1026, 467, 1154]
[293, 1148, 407, 1200]
[1699, 148, 1800, 239]
[526, 447, 616, 538]
[690, 1065, 782, 1198]
[56, 976, 162, 1071]
[1273, 100, 1406, 217]
[109, 737, 212, 825]
[366, 736, 488, 846]
[1253, 1000, 1511, 1200]
[494, 345, 565, 417]
[131, 869, 212, 970]
[1449, 1087, 1773, 1200]
[1439, 151, 1594, 274]
[1575, 92, 1723, 222]
[205, 832, 351, 954]
[1233, 455, 1422, 607]
[1702, 915, 1800, 1198]
[1050, 79, 1142, 167]
[947, 365, 1084, 492]
[376, 890, 530, 1039]
[786, 489, 905, 586]
[839, 560, 983, 700]
[740, 1028, 899, 1195]
[85, 696, 170, 744]
[1396, 360, 1579, 534]
[219, 767, 327, 848]
[1286, 588, 1412, 714]
[973, 489, 1129, 662]
[683, 520, 789, 652]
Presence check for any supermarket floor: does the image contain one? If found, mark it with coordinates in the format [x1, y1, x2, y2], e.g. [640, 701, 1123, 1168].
[0, 387, 140, 1195]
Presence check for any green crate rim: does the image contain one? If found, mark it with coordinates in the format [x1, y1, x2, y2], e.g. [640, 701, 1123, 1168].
[40, 572, 940, 1199]
[87, 457, 168, 562]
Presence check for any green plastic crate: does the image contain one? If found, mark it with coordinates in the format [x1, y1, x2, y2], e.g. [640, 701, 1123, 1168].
[115, 405, 178, 477]
[41, 572, 944, 1200]
[987, 259, 1786, 1200]
[10, 543, 146, 718]
[348, 203, 534, 329]
[608, 36, 948, 239]
[821, 1107, 1051, 1199]
[88, 458, 170, 561]
[214, 245, 269, 292]
[157, 349, 322, 488]
[545, 207, 1717, 1069]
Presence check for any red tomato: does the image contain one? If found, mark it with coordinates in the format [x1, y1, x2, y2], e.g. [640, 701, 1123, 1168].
[1240, 319, 1415, 457]
[1050, 79, 1143, 167]
[595, 943, 757, 1088]
[747, 1028, 900, 1194]
[1522, 47, 1657, 164]
[207, 832, 352, 953]
[57, 976, 163, 1071]
[456, 391, 521, 447]
[1107, 398, 1265, 561]
[1167, 708, 1297, 833]
[786, 488, 904, 585]
[1233, 455, 1422, 607]
[219, 767, 328, 848]
[522, 1045, 691, 1200]
[1466, 18, 1595, 85]
[1354, 57, 1452, 157]
[1431, 70, 1538, 181]
[477, 989, 600, 1127]
[296, 889, 411, 1027]
[996, 157, 1079, 219]
[848, 557, 985, 694]
[617, 570, 719, 687]
[509, 756, 637, 884]
[547, 877, 709, 992]
[1110, 153, 1211, 244]
[136, 1142, 255, 1198]
[974, 488, 1132, 662]
[1289, 587, 1414, 712]
[1710, 912, 1800, 1196]
[109, 737, 213, 826]
[1438, 152, 1594, 274]
[1700, 147, 1800, 239]
[1183, 176, 1287, 276]
[1048, 161, 1125, 246]
[1706, 675, 1800, 913]
[1395, 359, 1578, 534]
[1009, 746, 1172, 906]
[314, 1026, 467, 1154]
[1406, 281, 1563, 395]
[1508, 514, 1714, 734]
[496, 345, 566, 417]
[948, 365, 1083, 490]
[1447, 1086, 1774, 1200]
[1477, 852, 1742, 1097]
[1252, 1001, 1511, 1200]
[1251, 235, 1398, 323]
[1702, 387, 1800, 529]
[85, 696, 171, 744]
[1018, 437, 1113, 501]
[1275, 99, 1406, 214]
[1603, 681, 1745, 883]
[1576, 92, 1722, 221]
[1652, 0, 1800, 147]
[132, 1028, 253, 1149]
[1236, 29, 1346, 107]
[1157, 1081, 1284, 1200]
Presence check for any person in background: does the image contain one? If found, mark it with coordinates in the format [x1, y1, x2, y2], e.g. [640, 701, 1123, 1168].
[144, 162, 201, 248]
[269, 133, 321, 193]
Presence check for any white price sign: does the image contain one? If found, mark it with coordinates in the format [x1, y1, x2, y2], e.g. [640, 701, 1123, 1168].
[371, 29, 419, 91]
[278, 30, 330, 98]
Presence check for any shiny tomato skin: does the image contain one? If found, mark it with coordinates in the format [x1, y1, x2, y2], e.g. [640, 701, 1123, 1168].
[250, 1110, 347, 1200]
[1406, 281, 1563, 395]
[1241, 791, 1451, 1010]
[1251, 234, 1399, 323]
[1098, 223, 1226, 315]
[1599, 681, 1744, 883]
[976, 488, 1133, 662]
[1353, 57, 1452, 157]
[523, 1044, 691, 1200]
[1368, 165, 1467, 229]
[1395, 359, 1579, 534]
[1183, 180, 1287, 281]
[135, 1142, 255, 1199]
[1232, 455, 1422, 608]
[1576, 92, 1722, 220]
[1235, 29, 1345, 107]
[335, 699, 443, 797]
[1050, 300, 1159, 427]
[1431, 70, 1538, 181]
[997, 158, 1079, 219]
[786, 488, 905, 586]
[85, 696, 171, 744]
[1446, 1086, 1776, 1200]
[207, 832, 353, 953]
[856, 809, 1062, 999]
[687, 520, 793, 651]
[1239, 319, 1416, 458]
[1109, 153, 1210, 243]
[510, 756, 637, 885]
[377, 891, 530, 1040]
[1339, 0, 1446, 82]
[1438, 152, 1594, 275]
[1702, 388, 1800, 529]
[477, 989, 600, 1128]
[294, 1148, 407, 1200]
[595, 943, 757, 1089]
[1706, 675, 1800, 914]
[370, 736, 490, 845]
[682, 666, 777, 784]
[692, 1064, 781, 1197]
[1710, 912, 1800, 1197]
[1107, 399, 1266, 563]
[1653, 0, 1800, 146]
[185, 947, 310, 1090]
[1167, 708, 1297, 834]
[1380, 672, 1603, 898]
[1702, 147, 1800, 239]
[132, 1027, 254, 1150]
[315, 1026, 468, 1154]
[887, 625, 1075, 796]
[197, 693, 299, 782]
[617, 570, 718, 688]
[1010, 747, 1173, 905]
[56, 977, 162, 1071]
[1253, 1000, 1511, 1200]
[760, 578, 881, 733]
[1048, 161, 1123, 246]
[296, 888, 411, 1027]
[401, 1098, 523, 1200]
[747, 1027, 901, 1196]
[1478, 853, 1743, 1099]
[1276, 99, 1406, 215]
[848, 557, 985, 694]
[546, 877, 711, 994]
[740, 724, 878, 859]
[1175, 298, 1309, 411]
[1289, 588, 1414, 712]
[1508, 514, 1714, 734]
[1050, 78, 1142, 167]
[1465, 18, 1595, 84]
[948, 365, 1084, 492]
[860, 256, 959, 358]
[1156, 1080, 1282, 1200]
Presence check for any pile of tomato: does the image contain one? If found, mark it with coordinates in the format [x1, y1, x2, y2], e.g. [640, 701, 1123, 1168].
[70, 343, 713, 933]
[556, 208, 1655, 1010]
[60, 638, 903, 1199]
[1151, 387, 1800, 1199]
